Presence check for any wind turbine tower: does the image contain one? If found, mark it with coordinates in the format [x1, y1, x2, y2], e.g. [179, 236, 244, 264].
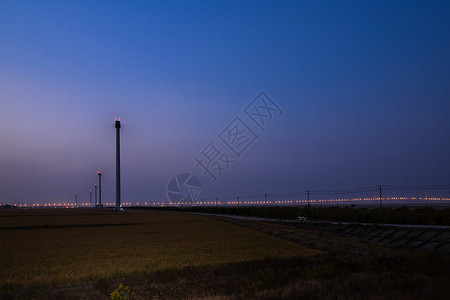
[94, 184, 97, 207]
[115, 118, 122, 211]
[97, 171, 102, 207]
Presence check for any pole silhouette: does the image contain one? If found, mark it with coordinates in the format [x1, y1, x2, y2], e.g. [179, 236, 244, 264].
[94, 184, 97, 206]
[115, 119, 121, 211]
[98, 172, 102, 207]
[378, 185, 383, 208]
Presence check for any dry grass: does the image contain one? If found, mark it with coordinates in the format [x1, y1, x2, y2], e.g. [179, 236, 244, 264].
[0, 209, 321, 290]
[1, 209, 449, 299]
[216, 216, 450, 300]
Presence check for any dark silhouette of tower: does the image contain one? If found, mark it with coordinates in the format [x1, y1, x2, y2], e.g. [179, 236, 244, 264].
[378, 185, 383, 208]
[115, 118, 121, 211]
[98, 172, 102, 207]
[94, 184, 97, 206]
[89, 190, 92, 207]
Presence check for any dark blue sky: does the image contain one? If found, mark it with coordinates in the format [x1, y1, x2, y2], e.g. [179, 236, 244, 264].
[1, 1, 449, 204]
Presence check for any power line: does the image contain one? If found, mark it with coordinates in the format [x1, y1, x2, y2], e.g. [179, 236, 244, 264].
[269, 186, 377, 197]
[384, 184, 450, 191]
[208, 184, 450, 203]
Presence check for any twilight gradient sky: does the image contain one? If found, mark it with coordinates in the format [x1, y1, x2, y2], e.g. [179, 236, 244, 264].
[1, 1, 449, 204]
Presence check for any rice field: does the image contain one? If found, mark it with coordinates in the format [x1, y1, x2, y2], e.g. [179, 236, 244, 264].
[0, 209, 321, 290]
[1, 208, 449, 299]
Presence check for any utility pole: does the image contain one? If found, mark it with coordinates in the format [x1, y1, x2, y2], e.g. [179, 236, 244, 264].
[237, 196, 239, 208]
[94, 184, 97, 207]
[306, 191, 312, 219]
[89, 190, 92, 207]
[97, 172, 102, 207]
[74, 193, 78, 206]
[378, 185, 383, 208]
[264, 193, 268, 206]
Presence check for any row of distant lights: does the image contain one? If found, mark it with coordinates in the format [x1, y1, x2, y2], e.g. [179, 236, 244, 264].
[11, 197, 450, 207]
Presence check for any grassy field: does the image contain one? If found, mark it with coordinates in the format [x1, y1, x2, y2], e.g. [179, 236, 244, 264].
[1, 208, 449, 299]
[216, 216, 450, 299]
[0, 209, 320, 298]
